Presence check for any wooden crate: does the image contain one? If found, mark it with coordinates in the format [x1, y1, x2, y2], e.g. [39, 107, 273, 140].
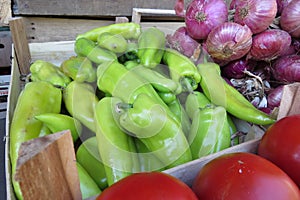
[6, 10, 266, 199]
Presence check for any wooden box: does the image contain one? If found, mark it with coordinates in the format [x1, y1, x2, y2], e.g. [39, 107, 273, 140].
[6, 11, 268, 199]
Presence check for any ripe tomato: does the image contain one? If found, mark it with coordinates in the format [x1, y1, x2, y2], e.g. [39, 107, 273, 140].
[192, 152, 300, 200]
[96, 171, 198, 200]
[258, 114, 300, 188]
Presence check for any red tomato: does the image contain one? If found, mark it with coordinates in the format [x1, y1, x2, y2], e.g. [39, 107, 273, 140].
[96, 171, 198, 200]
[258, 114, 300, 188]
[192, 152, 300, 200]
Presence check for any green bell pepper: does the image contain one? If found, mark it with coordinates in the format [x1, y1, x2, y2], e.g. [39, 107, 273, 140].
[97, 32, 128, 53]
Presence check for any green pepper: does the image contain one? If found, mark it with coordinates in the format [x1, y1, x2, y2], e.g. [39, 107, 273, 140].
[158, 92, 177, 104]
[97, 32, 128, 53]
[63, 81, 99, 132]
[188, 104, 231, 159]
[97, 61, 164, 105]
[96, 61, 180, 124]
[10, 81, 62, 200]
[30, 60, 71, 88]
[76, 136, 108, 190]
[162, 48, 201, 91]
[76, 162, 102, 199]
[35, 113, 82, 142]
[119, 93, 192, 169]
[185, 91, 210, 119]
[76, 22, 141, 41]
[129, 65, 182, 94]
[137, 27, 166, 68]
[74, 38, 117, 65]
[197, 62, 276, 125]
[134, 138, 165, 172]
[94, 97, 140, 186]
[227, 114, 239, 145]
[60, 56, 97, 83]
[167, 98, 191, 137]
[118, 42, 139, 64]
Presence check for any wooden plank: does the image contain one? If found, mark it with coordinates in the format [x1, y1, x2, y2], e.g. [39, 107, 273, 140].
[14, 130, 81, 200]
[15, 0, 192, 17]
[20, 17, 184, 43]
[9, 17, 31, 75]
[0, 0, 12, 26]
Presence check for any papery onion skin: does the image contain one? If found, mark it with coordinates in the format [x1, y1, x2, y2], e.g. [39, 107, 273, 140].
[185, 0, 228, 40]
[222, 58, 256, 79]
[166, 26, 201, 58]
[280, 0, 300, 38]
[272, 54, 300, 83]
[206, 22, 253, 62]
[276, 0, 293, 15]
[247, 29, 292, 62]
[231, 0, 277, 34]
[267, 85, 284, 110]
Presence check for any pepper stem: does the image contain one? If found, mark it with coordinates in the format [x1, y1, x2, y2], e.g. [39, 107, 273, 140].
[115, 102, 133, 114]
[180, 77, 194, 93]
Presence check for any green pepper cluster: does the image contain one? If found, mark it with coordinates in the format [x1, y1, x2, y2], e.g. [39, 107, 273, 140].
[10, 23, 276, 200]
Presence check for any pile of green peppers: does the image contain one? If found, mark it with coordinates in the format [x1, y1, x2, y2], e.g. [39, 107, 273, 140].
[9, 22, 276, 199]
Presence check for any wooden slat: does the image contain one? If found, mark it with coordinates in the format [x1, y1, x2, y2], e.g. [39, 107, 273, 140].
[15, 0, 192, 17]
[0, 0, 12, 26]
[20, 17, 184, 43]
[14, 130, 81, 200]
[9, 17, 31, 75]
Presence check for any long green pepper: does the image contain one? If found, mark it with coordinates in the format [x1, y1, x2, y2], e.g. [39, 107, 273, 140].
[94, 97, 140, 186]
[10, 81, 62, 200]
[197, 62, 276, 125]
[188, 104, 231, 160]
[119, 93, 192, 169]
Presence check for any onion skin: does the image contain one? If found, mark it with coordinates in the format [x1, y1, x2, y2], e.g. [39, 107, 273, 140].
[222, 58, 256, 79]
[206, 22, 253, 62]
[166, 26, 201, 58]
[267, 85, 284, 110]
[280, 0, 300, 38]
[247, 29, 292, 62]
[185, 0, 228, 40]
[231, 0, 277, 34]
[276, 0, 293, 15]
[271, 54, 300, 83]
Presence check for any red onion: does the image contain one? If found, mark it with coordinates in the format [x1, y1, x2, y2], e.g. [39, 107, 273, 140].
[271, 54, 300, 83]
[230, 0, 277, 34]
[276, 0, 293, 15]
[166, 26, 201, 58]
[185, 0, 228, 40]
[280, 0, 300, 38]
[267, 85, 284, 109]
[247, 29, 292, 62]
[174, 0, 185, 17]
[222, 58, 256, 79]
[206, 22, 253, 62]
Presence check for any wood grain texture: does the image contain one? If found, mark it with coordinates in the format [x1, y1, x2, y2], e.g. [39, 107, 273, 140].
[9, 17, 31, 75]
[15, 0, 192, 16]
[21, 17, 184, 43]
[0, 0, 12, 25]
[14, 131, 81, 200]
